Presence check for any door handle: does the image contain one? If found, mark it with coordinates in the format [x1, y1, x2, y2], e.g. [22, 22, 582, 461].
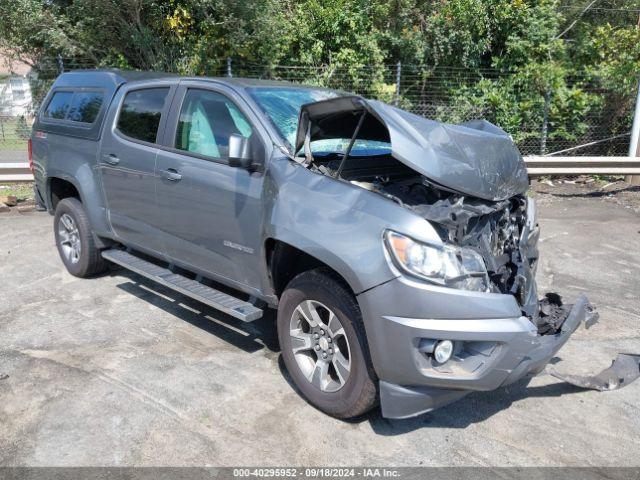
[161, 168, 182, 182]
[103, 154, 120, 166]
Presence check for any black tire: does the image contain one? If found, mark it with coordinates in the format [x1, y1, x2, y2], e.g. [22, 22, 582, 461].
[54, 197, 108, 278]
[277, 268, 378, 418]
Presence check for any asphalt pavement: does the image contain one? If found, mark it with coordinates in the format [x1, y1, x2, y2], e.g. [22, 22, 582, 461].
[1, 188, 639, 466]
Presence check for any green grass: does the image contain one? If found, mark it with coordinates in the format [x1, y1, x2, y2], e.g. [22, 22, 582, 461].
[0, 182, 34, 201]
[0, 118, 29, 150]
[0, 140, 27, 151]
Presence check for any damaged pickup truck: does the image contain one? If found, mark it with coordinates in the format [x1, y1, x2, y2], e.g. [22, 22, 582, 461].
[32, 71, 639, 419]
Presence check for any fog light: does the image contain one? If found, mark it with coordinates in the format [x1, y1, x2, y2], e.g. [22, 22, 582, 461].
[433, 340, 454, 364]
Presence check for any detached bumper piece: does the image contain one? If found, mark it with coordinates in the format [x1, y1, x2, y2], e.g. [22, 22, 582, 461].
[547, 354, 640, 391]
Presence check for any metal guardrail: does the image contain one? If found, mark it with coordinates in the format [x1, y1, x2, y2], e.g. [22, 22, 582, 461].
[0, 163, 33, 182]
[1, 156, 640, 183]
[524, 156, 640, 176]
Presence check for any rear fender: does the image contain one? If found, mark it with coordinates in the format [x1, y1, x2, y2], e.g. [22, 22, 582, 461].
[46, 162, 110, 237]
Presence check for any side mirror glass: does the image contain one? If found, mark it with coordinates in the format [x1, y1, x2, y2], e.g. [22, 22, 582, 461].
[228, 134, 252, 169]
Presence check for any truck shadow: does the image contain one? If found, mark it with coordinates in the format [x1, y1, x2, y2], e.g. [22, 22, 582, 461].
[111, 268, 584, 433]
[275, 353, 584, 433]
[113, 272, 280, 354]
[364, 381, 585, 435]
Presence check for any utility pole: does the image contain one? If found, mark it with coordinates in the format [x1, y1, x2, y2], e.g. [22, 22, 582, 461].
[627, 77, 640, 185]
[540, 89, 551, 155]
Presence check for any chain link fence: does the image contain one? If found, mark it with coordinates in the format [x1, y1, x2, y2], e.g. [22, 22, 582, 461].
[1, 55, 636, 159]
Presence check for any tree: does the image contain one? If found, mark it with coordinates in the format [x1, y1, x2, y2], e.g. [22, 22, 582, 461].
[0, 0, 637, 155]
[15, 115, 31, 140]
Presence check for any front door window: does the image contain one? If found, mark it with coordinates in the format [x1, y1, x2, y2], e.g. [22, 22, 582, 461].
[175, 89, 253, 160]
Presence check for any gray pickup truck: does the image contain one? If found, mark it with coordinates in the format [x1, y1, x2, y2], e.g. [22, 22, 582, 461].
[31, 70, 619, 420]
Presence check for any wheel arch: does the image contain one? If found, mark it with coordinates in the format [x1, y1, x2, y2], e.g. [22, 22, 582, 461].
[47, 175, 82, 211]
[265, 238, 358, 300]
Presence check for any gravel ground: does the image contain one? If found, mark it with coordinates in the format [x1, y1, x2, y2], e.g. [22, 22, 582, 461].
[0, 182, 639, 467]
[531, 176, 640, 213]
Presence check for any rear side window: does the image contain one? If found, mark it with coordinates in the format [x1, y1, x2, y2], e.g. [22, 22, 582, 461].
[43, 90, 104, 123]
[67, 92, 103, 123]
[44, 91, 73, 119]
[117, 88, 169, 143]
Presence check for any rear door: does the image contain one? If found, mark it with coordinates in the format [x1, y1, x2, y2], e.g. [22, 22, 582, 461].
[99, 82, 175, 254]
[154, 82, 268, 290]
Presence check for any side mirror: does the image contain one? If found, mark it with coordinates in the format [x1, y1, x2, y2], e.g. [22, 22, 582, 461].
[228, 134, 252, 169]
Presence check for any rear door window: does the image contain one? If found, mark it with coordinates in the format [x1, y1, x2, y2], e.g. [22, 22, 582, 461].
[117, 88, 170, 144]
[44, 91, 73, 119]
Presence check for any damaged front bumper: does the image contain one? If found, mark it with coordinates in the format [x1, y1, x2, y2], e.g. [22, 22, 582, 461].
[358, 277, 607, 419]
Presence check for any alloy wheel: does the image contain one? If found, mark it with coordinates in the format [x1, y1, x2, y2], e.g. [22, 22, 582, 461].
[289, 300, 352, 392]
[58, 213, 81, 264]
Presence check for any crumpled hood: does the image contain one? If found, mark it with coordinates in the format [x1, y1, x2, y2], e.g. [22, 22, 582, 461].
[295, 96, 529, 201]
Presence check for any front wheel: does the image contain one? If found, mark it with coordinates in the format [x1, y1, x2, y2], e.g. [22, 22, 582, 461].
[54, 197, 108, 278]
[277, 268, 378, 418]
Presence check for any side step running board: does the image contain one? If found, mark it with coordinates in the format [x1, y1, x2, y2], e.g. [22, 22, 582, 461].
[101, 249, 263, 322]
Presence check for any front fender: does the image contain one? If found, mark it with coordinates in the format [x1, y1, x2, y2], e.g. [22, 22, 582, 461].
[264, 158, 442, 294]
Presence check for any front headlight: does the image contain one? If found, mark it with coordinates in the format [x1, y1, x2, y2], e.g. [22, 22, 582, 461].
[384, 230, 490, 292]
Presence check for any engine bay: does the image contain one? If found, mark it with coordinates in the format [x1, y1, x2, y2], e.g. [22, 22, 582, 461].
[313, 154, 536, 304]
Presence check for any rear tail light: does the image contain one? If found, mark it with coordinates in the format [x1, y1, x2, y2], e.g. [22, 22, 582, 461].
[28, 138, 33, 172]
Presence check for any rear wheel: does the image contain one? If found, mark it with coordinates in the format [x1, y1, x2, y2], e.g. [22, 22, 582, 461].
[277, 268, 378, 418]
[54, 197, 108, 277]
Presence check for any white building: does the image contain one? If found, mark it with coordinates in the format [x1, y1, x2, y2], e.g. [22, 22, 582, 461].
[0, 55, 33, 117]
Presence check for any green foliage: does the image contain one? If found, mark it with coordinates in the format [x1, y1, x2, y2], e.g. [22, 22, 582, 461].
[0, 0, 79, 64]
[0, 0, 637, 155]
[585, 23, 640, 96]
[441, 61, 599, 149]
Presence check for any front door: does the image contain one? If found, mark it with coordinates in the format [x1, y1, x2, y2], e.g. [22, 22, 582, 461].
[154, 84, 266, 290]
[99, 84, 174, 254]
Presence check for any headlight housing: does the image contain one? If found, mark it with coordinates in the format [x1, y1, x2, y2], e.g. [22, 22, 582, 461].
[384, 230, 490, 292]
